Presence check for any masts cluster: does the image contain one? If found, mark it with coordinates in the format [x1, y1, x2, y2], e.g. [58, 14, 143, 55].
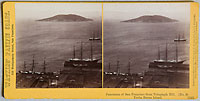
[21, 55, 47, 73]
[71, 41, 95, 61]
[156, 42, 181, 63]
[107, 58, 132, 75]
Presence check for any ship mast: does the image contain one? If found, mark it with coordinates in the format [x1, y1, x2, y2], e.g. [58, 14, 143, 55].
[43, 57, 47, 73]
[80, 41, 83, 60]
[165, 43, 168, 62]
[31, 55, 35, 72]
[178, 34, 180, 40]
[23, 61, 26, 71]
[31, 55, 38, 73]
[93, 31, 95, 39]
[73, 45, 76, 59]
[97, 23, 99, 38]
[158, 46, 160, 60]
[128, 59, 131, 74]
[175, 42, 178, 62]
[117, 59, 120, 75]
[108, 62, 111, 72]
[90, 41, 93, 61]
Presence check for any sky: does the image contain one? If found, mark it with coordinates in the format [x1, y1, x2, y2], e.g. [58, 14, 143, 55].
[103, 3, 190, 22]
[15, 3, 102, 21]
[15, 3, 190, 22]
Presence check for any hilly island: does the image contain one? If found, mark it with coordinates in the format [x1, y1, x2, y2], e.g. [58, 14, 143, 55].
[37, 14, 93, 22]
[122, 15, 178, 23]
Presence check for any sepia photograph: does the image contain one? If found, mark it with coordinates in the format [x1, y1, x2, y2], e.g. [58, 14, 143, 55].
[103, 3, 190, 88]
[2, 1, 199, 99]
[15, 3, 102, 88]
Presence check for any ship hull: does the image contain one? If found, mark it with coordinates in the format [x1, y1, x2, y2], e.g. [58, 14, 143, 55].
[149, 61, 189, 70]
[174, 39, 186, 42]
[89, 38, 101, 41]
[64, 60, 102, 69]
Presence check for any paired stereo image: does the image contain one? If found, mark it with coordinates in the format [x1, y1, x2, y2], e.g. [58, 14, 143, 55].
[16, 3, 190, 88]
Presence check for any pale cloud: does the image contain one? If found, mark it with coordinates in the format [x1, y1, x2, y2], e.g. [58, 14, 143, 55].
[103, 3, 190, 22]
[15, 3, 102, 21]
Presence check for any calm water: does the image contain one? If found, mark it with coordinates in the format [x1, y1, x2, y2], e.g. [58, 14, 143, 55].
[103, 21, 190, 73]
[16, 20, 190, 73]
[16, 20, 102, 72]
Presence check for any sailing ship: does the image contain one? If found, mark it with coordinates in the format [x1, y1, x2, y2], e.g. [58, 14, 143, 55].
[174, 34, 186, 42]
[18, 61, 28, 74]
[18, 56, 49, 74]
[105, 59, 131, 76]
[64, 41, 101, 69]
[144, 43, 189, 88]
[89, 23, 101, 41]
[89, 32, 101, 41]
[149, 43, 189, 70]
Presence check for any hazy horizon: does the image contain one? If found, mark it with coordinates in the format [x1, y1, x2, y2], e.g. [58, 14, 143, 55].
[15, 3, 102, 21]
[103, 3, 190, 23]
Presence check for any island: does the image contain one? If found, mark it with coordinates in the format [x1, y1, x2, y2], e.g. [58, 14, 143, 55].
[121, 15, 178, 23]
[37, 14, 93, 22]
